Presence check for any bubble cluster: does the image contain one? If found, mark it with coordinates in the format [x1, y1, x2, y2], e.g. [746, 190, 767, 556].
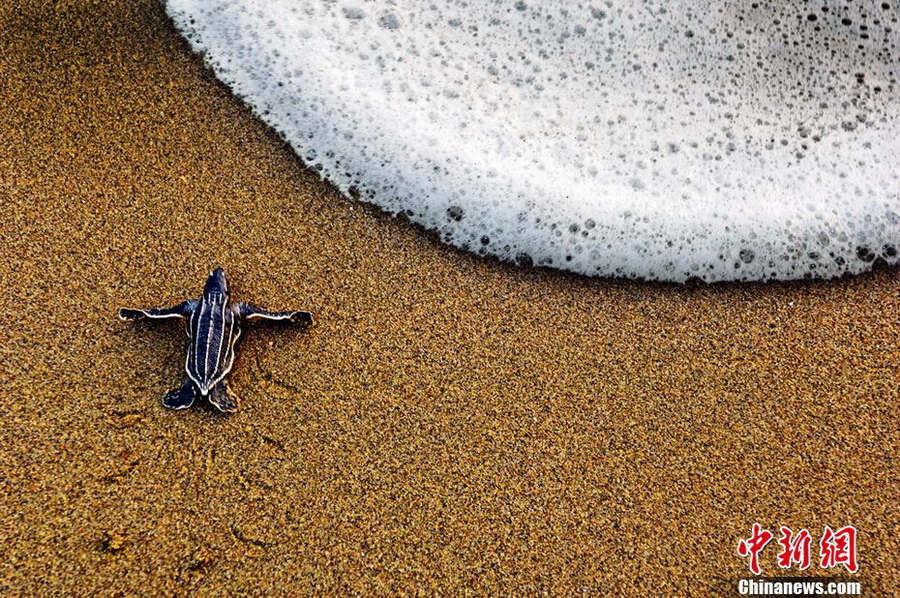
[164, 0, 900, 282]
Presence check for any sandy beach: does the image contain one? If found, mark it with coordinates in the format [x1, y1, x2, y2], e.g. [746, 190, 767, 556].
[0, 1, 898, 595]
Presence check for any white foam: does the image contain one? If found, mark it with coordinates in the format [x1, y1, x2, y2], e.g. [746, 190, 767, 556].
[163, 0, 900, 282]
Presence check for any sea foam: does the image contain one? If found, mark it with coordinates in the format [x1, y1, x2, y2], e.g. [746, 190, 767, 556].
[163, 0, 900, 282]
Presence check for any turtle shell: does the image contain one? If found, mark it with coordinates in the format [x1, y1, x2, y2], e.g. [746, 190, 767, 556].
[186, 293, 241, 395]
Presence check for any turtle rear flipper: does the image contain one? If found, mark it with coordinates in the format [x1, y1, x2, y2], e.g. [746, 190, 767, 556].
[162, 379, 197, 410]
[208, 381, 238, 413]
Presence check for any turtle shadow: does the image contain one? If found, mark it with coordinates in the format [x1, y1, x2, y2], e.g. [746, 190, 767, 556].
[193, 398, 232, 416]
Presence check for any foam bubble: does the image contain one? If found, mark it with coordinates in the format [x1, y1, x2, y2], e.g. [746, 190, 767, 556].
[163, 0, 900, 282]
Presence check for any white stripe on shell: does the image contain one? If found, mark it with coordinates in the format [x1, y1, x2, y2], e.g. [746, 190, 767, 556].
[205, 323, 240, 393]
[210, 297, 227, 387]
[200, 297, 216, 381]
[187, 298, 206, 388]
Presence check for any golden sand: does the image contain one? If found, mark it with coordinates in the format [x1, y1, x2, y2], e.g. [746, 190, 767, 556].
[0, 1, 897, 594]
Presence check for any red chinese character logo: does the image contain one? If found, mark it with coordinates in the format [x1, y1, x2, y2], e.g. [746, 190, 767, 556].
[776, 527, 812, 570]
[820, 525, 858, 573]
[737, 523, 774, 575]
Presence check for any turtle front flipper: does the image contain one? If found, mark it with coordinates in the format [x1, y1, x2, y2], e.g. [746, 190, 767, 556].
[208, 380, 239, 414]
[162, 379, 197, 410]
[119, 300, 199, 321]
[236, 303, 313, 326]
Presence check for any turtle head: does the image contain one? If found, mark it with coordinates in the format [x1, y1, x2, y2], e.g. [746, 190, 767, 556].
[203, 267, 229, 299]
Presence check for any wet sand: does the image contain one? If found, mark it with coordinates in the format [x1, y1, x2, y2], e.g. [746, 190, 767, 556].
[0, 1, 898, 595]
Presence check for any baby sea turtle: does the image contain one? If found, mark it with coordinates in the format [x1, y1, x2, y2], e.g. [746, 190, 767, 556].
[118, 267, 313, 413]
